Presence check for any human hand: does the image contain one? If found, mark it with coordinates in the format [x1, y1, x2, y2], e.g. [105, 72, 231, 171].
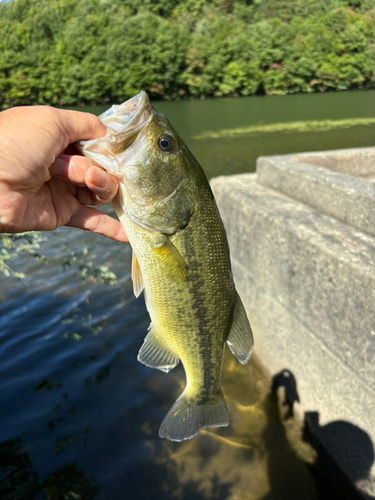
[0, 106, 128, 242]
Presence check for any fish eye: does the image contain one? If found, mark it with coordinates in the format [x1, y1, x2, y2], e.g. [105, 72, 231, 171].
[158, 136, 174, 152]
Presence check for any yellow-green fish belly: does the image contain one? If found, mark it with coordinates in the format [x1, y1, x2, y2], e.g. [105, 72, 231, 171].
[117, 186, 234, 402]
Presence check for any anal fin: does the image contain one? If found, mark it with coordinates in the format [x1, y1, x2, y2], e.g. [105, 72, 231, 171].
[138, 324, 179, 373]
[131, 250, 144, 298]
[226, 292, 254, 365]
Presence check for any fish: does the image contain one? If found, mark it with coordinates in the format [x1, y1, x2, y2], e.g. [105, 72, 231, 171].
[79, 92, 254, 441]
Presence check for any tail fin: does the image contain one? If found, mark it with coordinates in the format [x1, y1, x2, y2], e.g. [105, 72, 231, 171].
[159, 389, 229, 442]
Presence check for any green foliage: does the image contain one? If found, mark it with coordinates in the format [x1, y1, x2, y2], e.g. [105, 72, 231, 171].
[62, 245, 117, 285]
[0, 0, 375, 106]
[0, 232, 47, 278]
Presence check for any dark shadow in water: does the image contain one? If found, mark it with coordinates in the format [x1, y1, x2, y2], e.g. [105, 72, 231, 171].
[0, 438, 100, 500]
[131, 363, 348, 500]
[259, 391, 328, 500]
[33, 377, 62, 393]
[3, 362, 374, 500]
[304, 412, 375, 500]
[122, 459, 232, 500]
[43, 463, 100, 500]
[0, 438, 40, 500]
[271, 368, 300, 419]
[270, 368, 375, 500]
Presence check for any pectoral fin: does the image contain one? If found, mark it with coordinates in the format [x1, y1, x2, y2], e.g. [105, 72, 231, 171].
[226, 292, 254, 365]
[138, 324, 179, 373]
[131, 250, 144, 298]
[152, 234, 188, 281]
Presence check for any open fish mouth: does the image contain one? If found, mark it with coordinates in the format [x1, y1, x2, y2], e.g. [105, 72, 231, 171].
[98, 91, 151, 132]
[78, 91, 152, 177]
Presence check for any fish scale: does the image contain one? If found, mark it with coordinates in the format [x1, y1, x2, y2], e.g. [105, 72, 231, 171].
[116, 184, 232, 403]
[79, 91, 254, 441]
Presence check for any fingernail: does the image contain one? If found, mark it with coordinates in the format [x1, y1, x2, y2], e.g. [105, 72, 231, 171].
[50, 156, 68, 177]
[94, 194, 106, 205]
[91, 169, 107, 188]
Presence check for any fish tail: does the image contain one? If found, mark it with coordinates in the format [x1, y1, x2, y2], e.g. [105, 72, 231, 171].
[159, 389, 229, 442]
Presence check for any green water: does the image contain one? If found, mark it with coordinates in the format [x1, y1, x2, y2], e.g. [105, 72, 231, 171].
[81, 89, 375, 179]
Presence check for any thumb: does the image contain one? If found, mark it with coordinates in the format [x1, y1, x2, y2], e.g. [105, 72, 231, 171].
[58, 109, 107, 144]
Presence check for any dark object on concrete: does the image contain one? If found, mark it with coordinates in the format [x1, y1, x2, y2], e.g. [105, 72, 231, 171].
[272, 369, 300, 419]
[211, 147, 375, 499]
[304, 412, 374, 500]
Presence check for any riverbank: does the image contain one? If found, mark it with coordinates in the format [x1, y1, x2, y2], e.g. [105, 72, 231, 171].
[1, 0, 375, 109]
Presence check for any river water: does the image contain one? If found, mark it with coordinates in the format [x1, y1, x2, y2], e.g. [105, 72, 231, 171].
[2, 90, 375, 499]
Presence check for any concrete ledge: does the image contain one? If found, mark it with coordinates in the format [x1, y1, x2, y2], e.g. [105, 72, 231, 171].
[211, 152, 375, 499]
[257, 148, 375, 237]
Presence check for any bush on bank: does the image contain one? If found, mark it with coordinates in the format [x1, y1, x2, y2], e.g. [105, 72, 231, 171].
[1, 0, 375, 108]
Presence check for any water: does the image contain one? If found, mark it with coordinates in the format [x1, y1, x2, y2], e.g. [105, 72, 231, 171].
[1, 226, 322, 500]
[82, 89, 375, 179]
[2, 90, 375, 499]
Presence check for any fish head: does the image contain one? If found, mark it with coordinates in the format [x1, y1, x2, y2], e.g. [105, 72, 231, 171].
[80, 92, 198, 233]
[121, 101, 185, 203]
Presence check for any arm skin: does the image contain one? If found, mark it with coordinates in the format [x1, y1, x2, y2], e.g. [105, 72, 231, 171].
[0, 106, 128, 242]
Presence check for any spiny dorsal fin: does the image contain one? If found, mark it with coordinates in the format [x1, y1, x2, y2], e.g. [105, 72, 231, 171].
[226, 292, 254, 365]
[152, 234, 188, 281]
[138, 324, 179, 373]
[131, 250, 144, 298]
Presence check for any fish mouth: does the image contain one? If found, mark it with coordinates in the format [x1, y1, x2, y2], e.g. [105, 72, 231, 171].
[100, 91, 152, 154]
[77, 92, 152, 177]
[99, 91, 151, 132]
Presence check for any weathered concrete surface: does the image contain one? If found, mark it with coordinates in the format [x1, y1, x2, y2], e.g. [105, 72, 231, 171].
[257, 148, 375, 237]
[211, 151, 375, 499]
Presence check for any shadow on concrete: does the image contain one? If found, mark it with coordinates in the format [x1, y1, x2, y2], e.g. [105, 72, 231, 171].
[304, 412, 375, 500]
[270, 368, 375, 500]
[271, 369, 300, 418]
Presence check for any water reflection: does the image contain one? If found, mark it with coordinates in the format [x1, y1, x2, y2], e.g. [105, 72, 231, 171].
[0, 438, 40, 499]
[80, 90, 375, 180]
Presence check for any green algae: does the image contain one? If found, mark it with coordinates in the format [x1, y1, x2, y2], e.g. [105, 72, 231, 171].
[192, 118, 375, 140]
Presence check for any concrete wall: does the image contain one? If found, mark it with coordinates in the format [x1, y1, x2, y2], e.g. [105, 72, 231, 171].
[211, 147, 375, 500]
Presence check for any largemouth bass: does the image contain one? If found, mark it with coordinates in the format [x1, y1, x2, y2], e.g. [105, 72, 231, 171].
[79, 92, 254, 441]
